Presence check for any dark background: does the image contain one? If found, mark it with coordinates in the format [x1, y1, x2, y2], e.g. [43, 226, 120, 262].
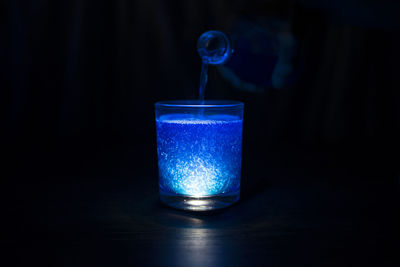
[1, 1, 400, 266]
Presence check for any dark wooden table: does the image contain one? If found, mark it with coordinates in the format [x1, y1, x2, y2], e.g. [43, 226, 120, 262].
[2, 147, 399, 267]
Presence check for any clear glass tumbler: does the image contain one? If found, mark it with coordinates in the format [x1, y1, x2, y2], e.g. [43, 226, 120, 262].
[155, 100, 244, 211]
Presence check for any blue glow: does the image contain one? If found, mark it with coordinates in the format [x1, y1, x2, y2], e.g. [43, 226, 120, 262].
[197, 31, 232, 101]
[197, 31, 232, 65]
[156, 114, 242, 197]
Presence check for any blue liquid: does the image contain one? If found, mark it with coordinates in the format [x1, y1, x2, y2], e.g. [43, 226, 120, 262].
[156, 114, 243, 197]
[197, 30, 232, 102]
[198, 61, 208, 102]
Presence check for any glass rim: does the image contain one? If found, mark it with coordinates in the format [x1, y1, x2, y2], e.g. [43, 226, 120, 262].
[155, 100, 244, 108]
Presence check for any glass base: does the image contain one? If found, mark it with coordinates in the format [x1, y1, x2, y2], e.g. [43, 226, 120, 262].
[159, 189, 240, 211]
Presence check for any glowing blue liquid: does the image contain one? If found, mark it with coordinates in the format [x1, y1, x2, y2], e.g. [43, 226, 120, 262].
[156, 114, 243, 197]
[197, 30, 232, 102]
[198, 62, 208, 102]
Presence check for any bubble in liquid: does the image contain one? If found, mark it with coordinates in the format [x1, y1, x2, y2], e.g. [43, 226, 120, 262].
[197, 31, 232, 65]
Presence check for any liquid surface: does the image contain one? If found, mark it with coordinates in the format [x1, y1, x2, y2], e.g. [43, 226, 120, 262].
[156, 114, 243, 196]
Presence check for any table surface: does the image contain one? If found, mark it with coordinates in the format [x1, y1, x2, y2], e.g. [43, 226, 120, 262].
[2, 148, 399, 267]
